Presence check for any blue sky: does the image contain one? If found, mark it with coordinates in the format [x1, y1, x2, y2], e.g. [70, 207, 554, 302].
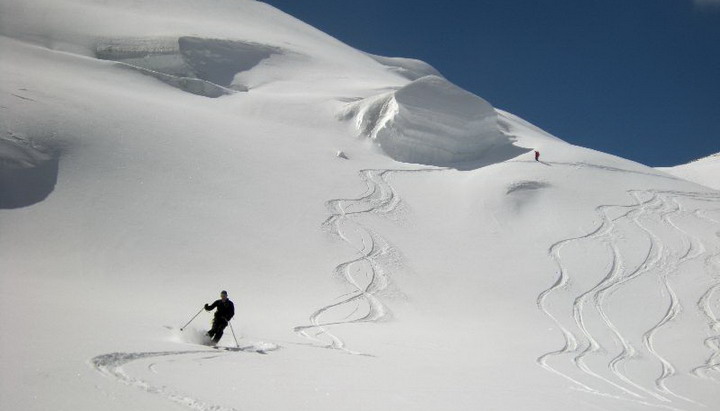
[265, 0, 719, 166]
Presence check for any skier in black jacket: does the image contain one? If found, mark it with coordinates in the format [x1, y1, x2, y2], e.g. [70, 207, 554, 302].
[205, 290, 235, 343]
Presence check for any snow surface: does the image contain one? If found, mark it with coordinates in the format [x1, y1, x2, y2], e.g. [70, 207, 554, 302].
[341, 75, 525, 166]
[2, 1, 720, 411]
[658, 153, 720, 191]
[364, 53, 444, 81]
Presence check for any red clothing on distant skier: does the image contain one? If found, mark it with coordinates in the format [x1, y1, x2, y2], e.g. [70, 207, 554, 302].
[534, 150, 540, 161]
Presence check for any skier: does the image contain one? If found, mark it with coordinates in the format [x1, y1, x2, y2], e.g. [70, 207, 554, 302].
[205, 290, 235, 344]
[534, 150, 540, 162]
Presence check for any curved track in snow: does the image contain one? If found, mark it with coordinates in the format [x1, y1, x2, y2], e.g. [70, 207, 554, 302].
[90, 340, 278, 410]
[91, 350, 240, 411]
[538, 189, 720, 410]
[692, 208, 720, 382]
[295, 168, 438, 353]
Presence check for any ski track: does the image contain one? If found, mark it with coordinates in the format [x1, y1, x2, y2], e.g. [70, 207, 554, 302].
[538, 188, 720, 410]
[90, 337, 277, 409]
[91, 350, 240, 411]
[692, 207, 720, 382]
[86, 166, 720, 409]
[295, 168, 440, 354]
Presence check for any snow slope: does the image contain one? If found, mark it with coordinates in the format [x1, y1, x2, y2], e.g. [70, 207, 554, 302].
[658, 153, 720, 191]
[1, 1, 719, 411]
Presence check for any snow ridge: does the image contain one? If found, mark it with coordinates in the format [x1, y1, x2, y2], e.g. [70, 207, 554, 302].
[364, 53, 443, 81]
[95, 36, 284, 97]
[341, 75, 519, 167]
[538, 189, 720, 409]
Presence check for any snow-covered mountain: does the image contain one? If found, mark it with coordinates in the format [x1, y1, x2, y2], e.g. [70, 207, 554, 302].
[658, 153, 720, 191]
[1, 1, 719, 411]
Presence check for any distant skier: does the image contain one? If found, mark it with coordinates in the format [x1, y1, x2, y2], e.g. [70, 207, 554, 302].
[534, 150, 540, 162]
[205, 290, 235, 344]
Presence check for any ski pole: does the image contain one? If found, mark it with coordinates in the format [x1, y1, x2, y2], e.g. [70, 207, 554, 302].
[180, 307, 204, 331]
[228, 320, 240, 348]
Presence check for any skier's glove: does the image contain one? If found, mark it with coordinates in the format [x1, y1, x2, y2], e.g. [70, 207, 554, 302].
[204, 304, 210, 310]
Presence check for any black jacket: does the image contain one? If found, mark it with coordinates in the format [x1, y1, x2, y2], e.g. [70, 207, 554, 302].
[205, 299, 234, 321]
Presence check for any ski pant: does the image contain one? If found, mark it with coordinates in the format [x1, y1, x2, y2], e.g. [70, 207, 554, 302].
[207, 317, 228, 343]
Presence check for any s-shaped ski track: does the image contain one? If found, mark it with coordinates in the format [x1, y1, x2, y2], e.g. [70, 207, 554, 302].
[294, 168, 441, 354]
[538, 189, 720, 410]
